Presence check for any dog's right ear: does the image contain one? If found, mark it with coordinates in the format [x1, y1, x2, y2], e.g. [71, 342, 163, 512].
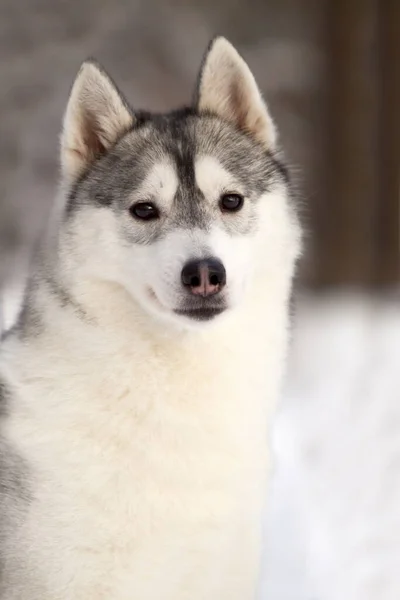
[60, 60, 134, 183]
[194, 37, 277, 149]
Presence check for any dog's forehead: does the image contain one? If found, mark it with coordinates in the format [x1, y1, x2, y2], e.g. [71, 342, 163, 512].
[194, 156, 242, 197]
[120, 116, 263, 198]
[135, 155, 237, 204]
[81, 113, 286, 221]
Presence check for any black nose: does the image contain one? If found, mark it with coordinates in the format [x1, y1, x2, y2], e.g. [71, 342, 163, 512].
[181, 258, 226, 297]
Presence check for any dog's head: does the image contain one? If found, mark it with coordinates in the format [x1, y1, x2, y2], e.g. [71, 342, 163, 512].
[59, 38, 300, 328]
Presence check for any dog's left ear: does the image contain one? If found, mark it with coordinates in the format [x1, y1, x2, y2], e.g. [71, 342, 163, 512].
[60, 60, 134, 182]
[194, 37, 277, 149]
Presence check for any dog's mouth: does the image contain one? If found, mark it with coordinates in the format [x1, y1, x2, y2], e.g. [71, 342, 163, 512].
[174, 295, 228, 321]
[148, 288, 228, 322]
[174, 306, 226, 321]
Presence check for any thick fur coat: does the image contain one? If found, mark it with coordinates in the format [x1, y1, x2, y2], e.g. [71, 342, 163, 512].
[0, 38, 301, 599]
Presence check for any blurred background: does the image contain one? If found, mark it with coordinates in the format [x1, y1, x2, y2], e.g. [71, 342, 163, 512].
[0, 1, 399, 598]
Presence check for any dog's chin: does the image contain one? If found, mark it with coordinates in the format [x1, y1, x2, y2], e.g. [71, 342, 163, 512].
[144, 288, 231, 329]
[173, 306, 227, 322]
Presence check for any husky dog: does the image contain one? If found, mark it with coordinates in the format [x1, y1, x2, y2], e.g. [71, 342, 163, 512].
[0, 37, 301, 599]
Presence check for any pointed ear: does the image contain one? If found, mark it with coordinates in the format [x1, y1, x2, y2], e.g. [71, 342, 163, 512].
[194, 37, 277, 149]
[61, 60, 134, 182]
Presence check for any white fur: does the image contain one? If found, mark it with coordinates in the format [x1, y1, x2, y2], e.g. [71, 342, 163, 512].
[2, 263, 296, 599]
[132, 160, 179, 209]
[2, 182, 300, 599]
[195, 155, 245, 198]
[0, 37, 301, 600]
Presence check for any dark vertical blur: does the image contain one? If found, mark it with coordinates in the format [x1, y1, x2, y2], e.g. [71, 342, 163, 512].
[377, 1, 400, 286]
[314, 0, 399, 288]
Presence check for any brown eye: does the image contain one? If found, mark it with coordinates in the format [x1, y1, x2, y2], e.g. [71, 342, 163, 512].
[220, 193, 244, 213]
[130, 202, 159, 221]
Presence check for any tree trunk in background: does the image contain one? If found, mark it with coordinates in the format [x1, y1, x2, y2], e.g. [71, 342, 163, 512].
[376, 0, 400, 286]
[314, 0, 378, 287]
[311, 0, 399, 288]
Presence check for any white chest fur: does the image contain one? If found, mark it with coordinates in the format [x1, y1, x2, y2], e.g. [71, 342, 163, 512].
[3, 294, 288, 600]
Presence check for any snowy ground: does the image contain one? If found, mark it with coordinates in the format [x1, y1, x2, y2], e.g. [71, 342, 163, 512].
[1, 285, 400, 599]
[262, 291, 400, 600]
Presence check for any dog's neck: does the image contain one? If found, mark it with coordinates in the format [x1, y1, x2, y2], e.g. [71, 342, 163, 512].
[3, 250, 292, 435]
[40, 267, 286, 344]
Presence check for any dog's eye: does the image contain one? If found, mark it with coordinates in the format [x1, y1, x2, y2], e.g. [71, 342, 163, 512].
[130, 202, 160, 221]
[219, 193, 244, 213]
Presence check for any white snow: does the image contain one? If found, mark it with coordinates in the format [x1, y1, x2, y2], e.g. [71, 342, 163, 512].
[261, 291, 400, 600]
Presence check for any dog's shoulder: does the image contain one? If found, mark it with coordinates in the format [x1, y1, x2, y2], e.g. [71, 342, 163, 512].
[0, 374, 32, 537]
